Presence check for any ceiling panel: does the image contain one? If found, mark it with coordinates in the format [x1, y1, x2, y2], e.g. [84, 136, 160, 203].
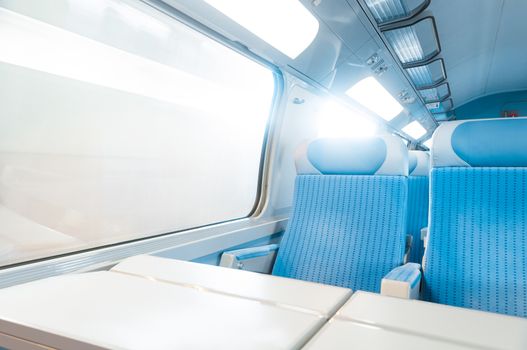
[430, 0, 527, 109]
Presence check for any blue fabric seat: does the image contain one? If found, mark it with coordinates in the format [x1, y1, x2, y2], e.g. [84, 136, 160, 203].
[272, 135, 409, 292]
[406, 151, 430, 264]
[423, 117, 527, 317]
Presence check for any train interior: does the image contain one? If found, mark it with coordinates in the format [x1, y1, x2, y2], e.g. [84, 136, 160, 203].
[0, 0, 526, 349]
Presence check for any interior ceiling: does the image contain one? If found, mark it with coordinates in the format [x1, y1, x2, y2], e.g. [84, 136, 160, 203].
[430, 0, 527, 108]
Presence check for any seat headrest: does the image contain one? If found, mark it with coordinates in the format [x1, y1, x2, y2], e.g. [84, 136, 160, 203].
[409, 151, 430, 176]
[295, 135, 408, 176]
[432, 117, 527, 167]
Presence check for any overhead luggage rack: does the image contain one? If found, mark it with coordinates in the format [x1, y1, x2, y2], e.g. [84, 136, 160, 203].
[382, 17, 441, 67]
[426, 98, 453, 113]
[405, 58, 446, 89]
[364, 0, 431, 26]
[419, 82, 450, 103]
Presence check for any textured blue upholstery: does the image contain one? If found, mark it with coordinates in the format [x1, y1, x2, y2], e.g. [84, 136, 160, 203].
[273, 175, 407, 292]
[423, 167, 527, 317]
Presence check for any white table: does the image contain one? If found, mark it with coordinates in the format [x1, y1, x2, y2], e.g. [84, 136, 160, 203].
[304, 291, 527, 350]
[0, 271, 324, 350]
[0, 257, 352, 350]
[112, 255, 352, 317]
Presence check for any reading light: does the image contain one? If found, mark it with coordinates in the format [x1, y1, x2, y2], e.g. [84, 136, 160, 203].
[402, 121, 427, 139]
[203, 0, 319, 59]
[317, 100, 377, 138]
[345, 77, 404, 121]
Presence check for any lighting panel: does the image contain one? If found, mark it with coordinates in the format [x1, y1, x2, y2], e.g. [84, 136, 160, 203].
[345, 77, 404, 121]
[405, 59, 446, 89]
[203, 0, 319, 59]
[402, 120, 427, 139]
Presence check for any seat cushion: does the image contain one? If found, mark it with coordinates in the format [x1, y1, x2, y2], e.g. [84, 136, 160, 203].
[273, 175, 407, 292]
[423, 167, 527, 317]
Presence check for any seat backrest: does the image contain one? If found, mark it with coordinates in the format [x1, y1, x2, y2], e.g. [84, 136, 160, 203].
[272, 135, 408, 292]
[423, 117, 527, 317]
[407, 151, 430, 264]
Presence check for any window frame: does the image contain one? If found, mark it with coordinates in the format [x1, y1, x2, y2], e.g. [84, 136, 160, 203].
[0, 0, 284, 269]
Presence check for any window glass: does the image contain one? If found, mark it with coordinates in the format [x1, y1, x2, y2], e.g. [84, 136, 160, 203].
[0, 0, 276, 266]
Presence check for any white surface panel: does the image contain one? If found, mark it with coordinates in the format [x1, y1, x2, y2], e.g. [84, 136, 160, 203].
[334, 292, 527, 350]
[112, 255, 352, 317]
[0, 271, 324, 350]
[304, 319, 472, 350]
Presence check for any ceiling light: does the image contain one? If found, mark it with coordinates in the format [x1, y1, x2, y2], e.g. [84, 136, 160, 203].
[345, 77, 404, 121]
[402, 121, 427, 139]
[203, 0, 319, 59]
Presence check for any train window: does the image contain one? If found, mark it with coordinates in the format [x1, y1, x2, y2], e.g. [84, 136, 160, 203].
[0, 1, 276, 266]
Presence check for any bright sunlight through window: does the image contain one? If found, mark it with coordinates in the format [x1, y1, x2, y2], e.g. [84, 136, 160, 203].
[345, 77, 404, 121]
[402, 121, 427, 139]
[203, 0, 319, 59]
[317, 100, 377, 138]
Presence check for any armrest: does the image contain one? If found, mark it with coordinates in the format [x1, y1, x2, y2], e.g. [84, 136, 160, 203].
[381, 263, 421, 299]
[219, 244, 279, 273]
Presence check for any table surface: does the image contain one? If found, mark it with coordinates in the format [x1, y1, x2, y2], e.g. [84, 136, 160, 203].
[112, 255, 352, 317]
[304, 291, 527, 350]
[0, 271, 327, 350]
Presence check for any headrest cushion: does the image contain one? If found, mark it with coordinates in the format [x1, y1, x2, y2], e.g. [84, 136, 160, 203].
[409, 151, 430, 176]
[432, 117, 527, 167]
[295, 135, 408, 176]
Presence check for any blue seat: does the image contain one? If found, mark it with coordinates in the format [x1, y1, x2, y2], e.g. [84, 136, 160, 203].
[271, 135, 409, 292]
[406, 151, 430, 264]
[423, 117, 527, 317]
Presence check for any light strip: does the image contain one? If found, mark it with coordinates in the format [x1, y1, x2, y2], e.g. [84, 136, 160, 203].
[402, 121, 427, 139]
[203, 0, 319, 59]
[345, 77, 404, 121]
